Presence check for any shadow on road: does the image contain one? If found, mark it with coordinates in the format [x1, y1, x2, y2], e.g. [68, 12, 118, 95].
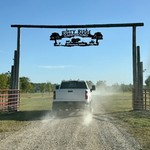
[0, 109, 136, 122]
[0, 110, 52, 121]
[0, 109, 88, 121]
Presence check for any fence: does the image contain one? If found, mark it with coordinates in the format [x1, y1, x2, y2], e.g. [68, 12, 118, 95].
[0, 89, 20, 111]
[143, 89, 150, 110]
[132, 88, 150, 110]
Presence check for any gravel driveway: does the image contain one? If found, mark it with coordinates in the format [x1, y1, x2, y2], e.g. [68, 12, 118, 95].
[0, 97, 141, 150]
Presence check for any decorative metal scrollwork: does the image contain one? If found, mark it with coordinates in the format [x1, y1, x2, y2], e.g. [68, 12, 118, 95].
[50, 29, 103, 47]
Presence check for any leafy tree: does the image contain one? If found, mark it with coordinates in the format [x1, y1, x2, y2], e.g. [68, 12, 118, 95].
[120, 83, 132, 92]
[46, 82, 54, 93]
[40, 83, 46, 93]
[20, 77, 32, 93]
[30, 83, 41, 93]
[0, 73, 10, 89]
[145, 76, 150, 88]
[30, 82, 54, 93]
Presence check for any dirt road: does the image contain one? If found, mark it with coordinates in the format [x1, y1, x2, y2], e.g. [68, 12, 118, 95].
[0, 98, 141, 150]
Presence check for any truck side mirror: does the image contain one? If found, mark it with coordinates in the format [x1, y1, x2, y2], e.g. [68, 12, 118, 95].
[55, 85, 60, 89]
[91, 85, 96, 91]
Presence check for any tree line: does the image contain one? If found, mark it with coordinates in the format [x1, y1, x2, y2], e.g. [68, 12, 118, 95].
[0, 72, 150, 93]
[96, 80, 133, 92]
[19, 77, 55, 93]
[0, 73, 54, 93]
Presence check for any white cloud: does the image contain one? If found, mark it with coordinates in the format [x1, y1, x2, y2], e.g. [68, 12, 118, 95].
[38, 65, 75, 69]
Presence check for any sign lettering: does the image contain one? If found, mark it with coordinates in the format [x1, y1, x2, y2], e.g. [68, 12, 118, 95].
[62, 29, 91, 38]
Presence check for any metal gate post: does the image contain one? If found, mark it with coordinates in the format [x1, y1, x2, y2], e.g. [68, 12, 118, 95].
[132, 26, 137, 110]
[16, 27, 21, 90]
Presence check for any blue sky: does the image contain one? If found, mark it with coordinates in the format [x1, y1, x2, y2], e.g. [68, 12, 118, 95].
[0, 0, 150, 85]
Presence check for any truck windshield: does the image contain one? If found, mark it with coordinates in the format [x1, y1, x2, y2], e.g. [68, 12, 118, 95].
[60, 81, 87, 89]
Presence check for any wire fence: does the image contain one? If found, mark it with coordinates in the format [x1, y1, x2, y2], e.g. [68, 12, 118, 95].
[0, 89, 20, 112]
[143, 89, 150, 110]
[132, 88, 150, 111]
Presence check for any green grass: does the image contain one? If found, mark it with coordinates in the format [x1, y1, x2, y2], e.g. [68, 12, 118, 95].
[20, 92, 52, 111]
[0, 92, 53, 133]
[99, 92, 133, 112]
[113, 111, 150, 150]
[98, 92, 150, 150]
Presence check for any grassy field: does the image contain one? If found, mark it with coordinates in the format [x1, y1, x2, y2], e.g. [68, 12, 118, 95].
[99, 92, 150, 150]
[0, 92, 150, 149]
[20, 92, 52, 111]
[0, 93, 52, 134]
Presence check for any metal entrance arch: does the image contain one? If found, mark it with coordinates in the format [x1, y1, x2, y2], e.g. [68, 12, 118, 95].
[11, 23, 144, 110]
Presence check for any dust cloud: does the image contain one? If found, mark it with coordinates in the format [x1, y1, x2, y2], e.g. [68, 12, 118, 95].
[40, 86, 118, 127]
[82, 112, 93, 126]
[41, 113, 54, 123]
[90, 86, 120, 116]
[82, 87, 118, 126]
[92, 86, 119, 97]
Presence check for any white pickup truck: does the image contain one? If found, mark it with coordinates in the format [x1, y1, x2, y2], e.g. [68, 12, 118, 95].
[52, 80, 95, 112]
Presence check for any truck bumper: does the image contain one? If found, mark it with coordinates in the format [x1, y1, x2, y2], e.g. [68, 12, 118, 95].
[52, 101, 91, 111]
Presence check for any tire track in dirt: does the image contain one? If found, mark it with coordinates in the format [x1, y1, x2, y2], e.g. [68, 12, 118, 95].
[0, 110, 141, 150]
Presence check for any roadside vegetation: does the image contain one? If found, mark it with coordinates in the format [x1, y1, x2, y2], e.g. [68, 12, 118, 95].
[0, 92, 52, 138]
[99, 92, 150, 150]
